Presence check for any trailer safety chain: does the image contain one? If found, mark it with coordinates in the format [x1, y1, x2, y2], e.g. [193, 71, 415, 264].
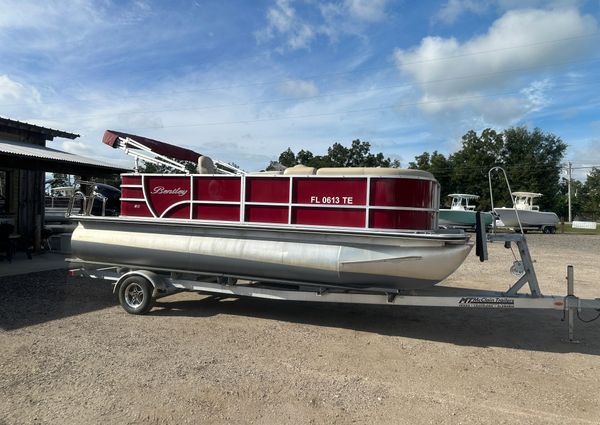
[576, 310, 600, 323]
[561, 295, 600, 323]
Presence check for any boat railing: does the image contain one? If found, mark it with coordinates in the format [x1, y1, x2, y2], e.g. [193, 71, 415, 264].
[66, 191, 87, 216]
[66, 181, 109, 217]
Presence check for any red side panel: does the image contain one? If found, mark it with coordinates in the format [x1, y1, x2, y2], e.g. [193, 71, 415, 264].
[292, 207, 365, 227]
[163, 203, 191, 219]
[121, 187, 144, 199]
[245, 205, 288, 223]
[122, 175, 142, 185]
[121, 201, 152, 217]
[293, 178, 367, 206]
[144, 176, 191, 217]
[193, 204, 240, 221]
[370, 178, 435, 208]
[246, 177, 289, 203]
[121, 175, 146, 216]
[370, 209, 433, 230]
[194, 176, 241, 201]
[119, 173, 438, 231]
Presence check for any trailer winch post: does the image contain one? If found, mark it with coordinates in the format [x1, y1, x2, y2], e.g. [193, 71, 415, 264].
[566, 265, 576, 342]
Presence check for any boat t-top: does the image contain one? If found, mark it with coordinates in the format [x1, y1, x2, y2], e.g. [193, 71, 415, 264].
[439, 194, 493, 229]
[493, 191, 559, 233]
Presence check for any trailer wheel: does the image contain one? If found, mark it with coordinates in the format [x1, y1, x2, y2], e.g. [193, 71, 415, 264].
[118, 276, 155, 315]
[542, 226, 555, 234]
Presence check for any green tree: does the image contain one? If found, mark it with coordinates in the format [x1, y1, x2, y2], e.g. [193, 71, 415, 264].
[409, 151, 453, 204]
[327, 143, 350, 166]
[271, 139, 399, 169]
[582, 167, 600, 220]
[448, 128, 504, 210]
[502, 127, 567, 212]
[296, 149, 316, 166]
[409, 127, 567, 212]
[557, 177, 585, 221]
[278, 148, 296, 167]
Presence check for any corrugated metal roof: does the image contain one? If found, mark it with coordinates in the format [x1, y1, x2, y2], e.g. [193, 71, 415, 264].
[0, 138, 129, 172]
[0, 116, 79, 139]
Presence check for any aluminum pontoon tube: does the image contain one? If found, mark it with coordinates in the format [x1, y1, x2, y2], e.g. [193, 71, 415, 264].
[70, 217, 473, 290]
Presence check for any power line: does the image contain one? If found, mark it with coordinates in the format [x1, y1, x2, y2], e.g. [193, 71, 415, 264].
[6, 55, 600, 120]
[395, 32, 600, 66]
[71, 79, 600, 132]
[2, 32, 599, 109]
[571, 165, 600, 170]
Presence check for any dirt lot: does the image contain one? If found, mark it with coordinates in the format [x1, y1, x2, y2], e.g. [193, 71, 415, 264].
[1, 234, 600, 424]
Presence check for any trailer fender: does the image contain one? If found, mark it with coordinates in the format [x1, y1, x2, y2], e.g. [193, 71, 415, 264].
[114, 270, 168, 298]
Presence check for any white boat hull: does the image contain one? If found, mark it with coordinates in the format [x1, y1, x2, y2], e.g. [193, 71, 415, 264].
[493, 208, 559, 228]
[70, 217, 473, 290]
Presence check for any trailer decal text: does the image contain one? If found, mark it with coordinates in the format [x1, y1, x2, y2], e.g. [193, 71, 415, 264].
[458, 297, 515, 308]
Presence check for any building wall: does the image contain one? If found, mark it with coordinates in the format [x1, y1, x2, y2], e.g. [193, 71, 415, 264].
[0, 130, 47, 249]
[17, 169, 44, 248]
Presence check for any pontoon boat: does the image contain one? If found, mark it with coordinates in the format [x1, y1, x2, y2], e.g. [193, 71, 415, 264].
[69, 130, 474, 290]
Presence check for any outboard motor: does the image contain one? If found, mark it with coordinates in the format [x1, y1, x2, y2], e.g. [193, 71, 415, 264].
[91, 183, 121, 216]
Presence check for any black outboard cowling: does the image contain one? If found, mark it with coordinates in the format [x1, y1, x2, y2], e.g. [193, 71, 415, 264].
[91, 183, 121, 216]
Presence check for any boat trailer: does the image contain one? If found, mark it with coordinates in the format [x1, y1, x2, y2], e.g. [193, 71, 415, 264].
[68, 215, 600, 343]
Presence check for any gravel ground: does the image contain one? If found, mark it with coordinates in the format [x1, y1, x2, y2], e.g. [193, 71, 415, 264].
[1, 233, 599, 424]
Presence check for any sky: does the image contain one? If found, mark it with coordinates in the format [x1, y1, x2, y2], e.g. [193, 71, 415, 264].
[1, 0, 599, 179]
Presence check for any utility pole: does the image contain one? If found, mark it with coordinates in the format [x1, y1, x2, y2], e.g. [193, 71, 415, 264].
[568, 161, 572, 223]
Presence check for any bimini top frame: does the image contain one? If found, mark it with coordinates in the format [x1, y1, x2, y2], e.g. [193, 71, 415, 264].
[102, 129, 244, 175]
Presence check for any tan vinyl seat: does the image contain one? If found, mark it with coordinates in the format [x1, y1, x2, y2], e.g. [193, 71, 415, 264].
[248, 170, 284, 175]
[316, 167, 434, 179]
[197, 156, 217, 174]
[283, 165, 316, 175]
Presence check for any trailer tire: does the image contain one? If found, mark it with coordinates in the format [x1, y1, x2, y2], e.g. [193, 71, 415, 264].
[542, 226, 555, 234]
[118, 276, 155, 315]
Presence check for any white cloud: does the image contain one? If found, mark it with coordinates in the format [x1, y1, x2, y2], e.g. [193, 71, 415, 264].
[0, 75, 40, 103]
[395, 8, 598, 125]
[520, 79, 552, 112]
[0, 0, 95, 29]
[266, 0, 294, 32]
[278, 79, 319, 97]
[256, 0, 389, 51]
[345, 0, 389, 22]
[3, 64, 416, 172]
[255, 0, 315, 50]
[434, 0, 585, 24]
[435, 0, 491, 24]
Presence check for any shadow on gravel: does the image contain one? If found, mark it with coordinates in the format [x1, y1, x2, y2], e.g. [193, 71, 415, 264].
[0, 270, 115, 331]
[151, 295, 600, 355]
